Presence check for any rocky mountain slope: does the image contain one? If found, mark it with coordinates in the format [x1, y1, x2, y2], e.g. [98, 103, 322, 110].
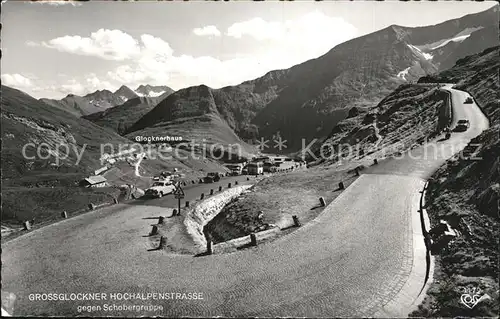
[127, 6, 498, 153]
[83, 95, 172, 134]
[410, 46, 499, 318]
[115, 85, 140, 100]
[304, 83, 449, 165]
[39, 84, 175, 118]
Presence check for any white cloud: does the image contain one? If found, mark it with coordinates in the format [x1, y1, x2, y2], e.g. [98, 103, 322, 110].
[193, 25, 221, 37]
[37, 30, 177, 62]
[28, 1, 83, 6]
[227, 18, 284, 40]
[40, 29, 141, 61]
[226, 11, 357, 58]
[59, 79, 86, 95]
[85, 73, 116, 92]
[1, 73, 34, 89]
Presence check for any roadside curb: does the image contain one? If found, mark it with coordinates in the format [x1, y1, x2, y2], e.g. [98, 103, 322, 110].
[373, 180, 435, 318]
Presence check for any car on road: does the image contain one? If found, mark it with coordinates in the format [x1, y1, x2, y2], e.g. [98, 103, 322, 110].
[455, 119, 470, 132]
[225, 164, 243, 176]
[145, 181, 176, 198]
[464, 97, 473, 104]
[203, 172, 222, 183]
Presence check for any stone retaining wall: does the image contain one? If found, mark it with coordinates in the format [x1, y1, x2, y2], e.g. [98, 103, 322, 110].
[184, 185, 252, 251]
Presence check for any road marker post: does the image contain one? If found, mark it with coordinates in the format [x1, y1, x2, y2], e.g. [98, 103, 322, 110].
[210, 189, 214, 195]
[228, 183, 232, 188]
[250, 233, 257, 246]
[319, 197, 326, 207]
[185, 201, 190, 208]
[338, 181, 345, 190]
[61, 211, 68, 219]
[293, 215, 301, 227]
[158, 236, 167, 249]
[235, 181, 239, 185]
[23, 221, 31, 231]
[219, 186, 223, 191]
[88, 203, 95, 210]
[150, 225, 158, 236]
[206, 240, 213, 255]
[200, 193, 205, 200]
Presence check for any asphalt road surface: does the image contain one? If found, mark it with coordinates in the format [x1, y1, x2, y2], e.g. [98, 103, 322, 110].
[1, 86, 489, 317]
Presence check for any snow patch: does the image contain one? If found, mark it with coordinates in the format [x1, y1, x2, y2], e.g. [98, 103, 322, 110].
[134, 89, 166, 97]
[430, 34, 471, 50]
[407, 44, 433, 60]
[148, 90, 166, 97]
[397, 67, 411, 80]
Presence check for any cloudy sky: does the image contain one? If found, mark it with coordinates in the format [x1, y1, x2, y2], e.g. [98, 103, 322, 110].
[1, 0, 496, 99]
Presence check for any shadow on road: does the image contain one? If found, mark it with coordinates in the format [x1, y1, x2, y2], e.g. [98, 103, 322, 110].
[236, 242, 256, 251]
[193, 251, 211, 258]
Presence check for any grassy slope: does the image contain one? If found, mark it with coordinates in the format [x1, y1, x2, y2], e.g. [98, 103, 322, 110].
[1, 85, 133, 223]
[204, 165, 358, 244]
[0, 86, 233, 226]
[411, 46, 499, 317]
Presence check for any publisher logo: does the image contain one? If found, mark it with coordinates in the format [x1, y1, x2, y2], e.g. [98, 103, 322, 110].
[459, 286, 491, 309]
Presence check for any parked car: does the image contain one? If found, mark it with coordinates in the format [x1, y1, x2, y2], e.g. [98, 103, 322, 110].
[225, 164, 243, 176]
[203, 172, 222, 183]
[145, 181, 176, 198]
[464, 97, 473, 104]
[455, 119, 470, 132]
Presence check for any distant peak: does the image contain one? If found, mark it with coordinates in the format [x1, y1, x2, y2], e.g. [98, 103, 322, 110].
[114, 85, 133, 93]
